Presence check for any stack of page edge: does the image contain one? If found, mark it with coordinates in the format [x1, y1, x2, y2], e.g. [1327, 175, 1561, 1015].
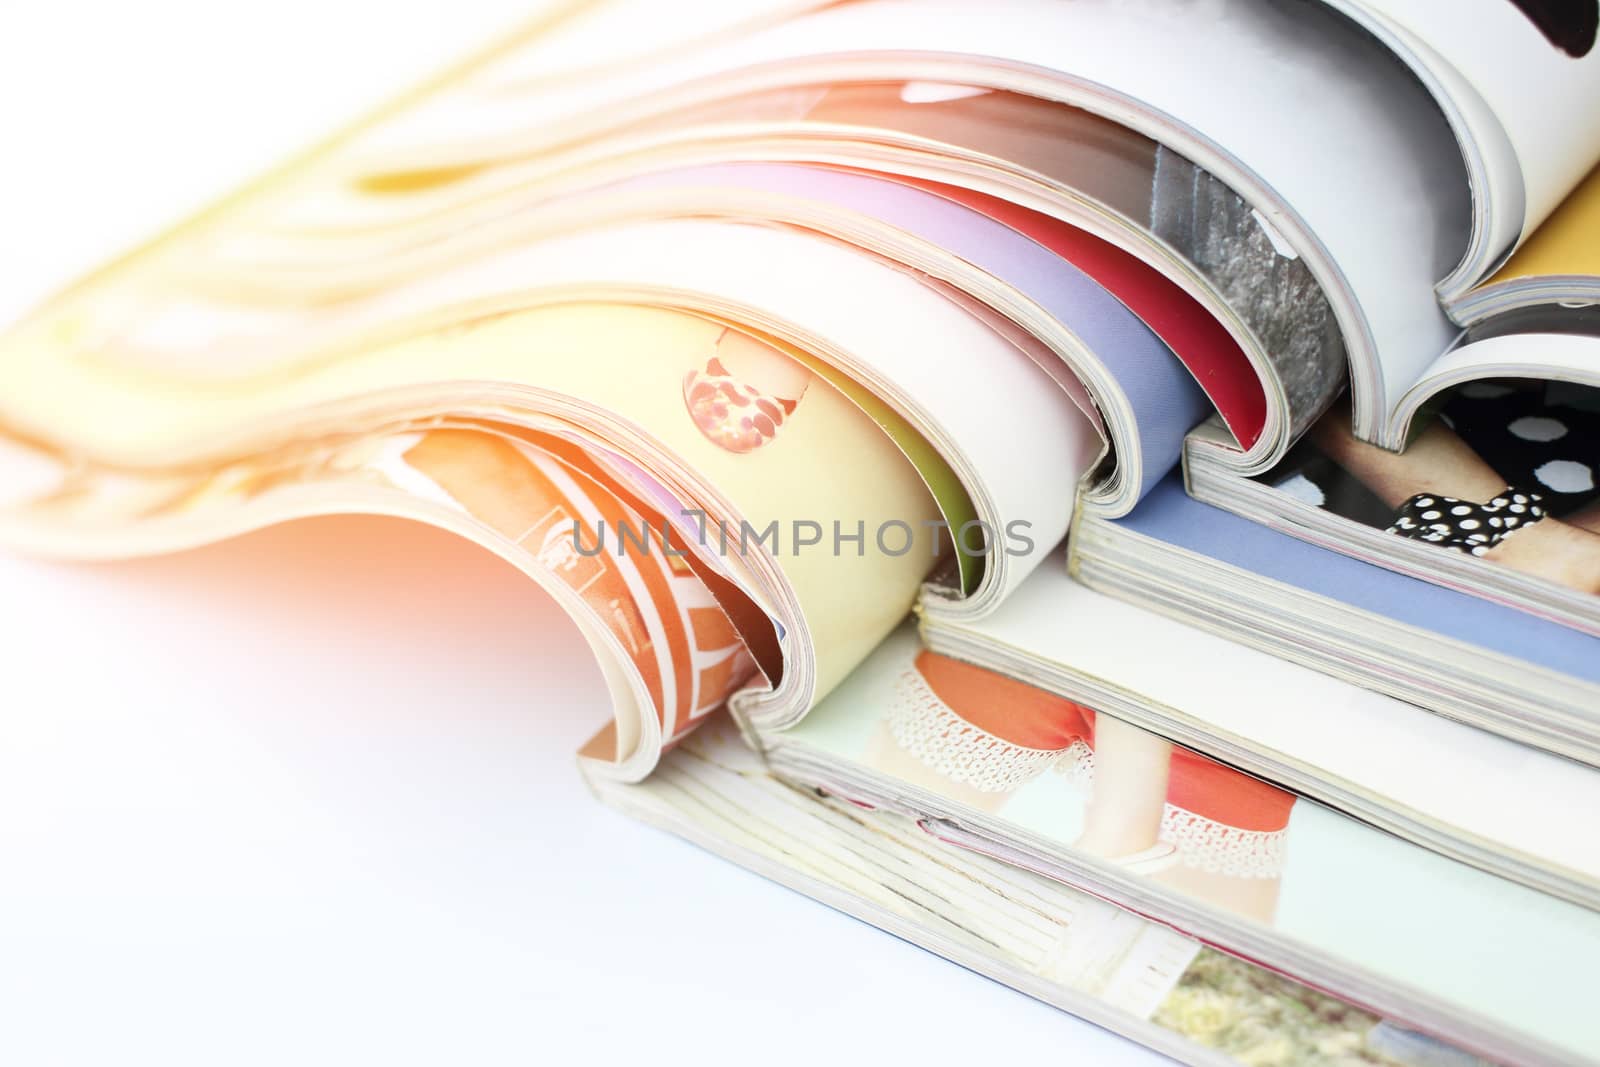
[2, 1, 1599, 1064]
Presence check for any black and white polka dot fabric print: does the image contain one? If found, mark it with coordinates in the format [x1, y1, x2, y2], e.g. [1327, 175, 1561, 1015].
[1444, 381, 1600, 516]
[1385, 381, 1598, 556]
[1387, 488, 1546, 557]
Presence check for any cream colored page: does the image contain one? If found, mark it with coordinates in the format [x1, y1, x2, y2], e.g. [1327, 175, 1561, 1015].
[0, 302, 939, 709]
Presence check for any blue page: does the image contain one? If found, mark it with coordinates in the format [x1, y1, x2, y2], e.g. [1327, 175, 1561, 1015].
[1120, 473, 1600, 682]
[614, 162, 1211, 502]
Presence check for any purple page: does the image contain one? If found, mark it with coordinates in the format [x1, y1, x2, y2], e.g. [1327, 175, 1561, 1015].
[1118, 474, 1600, 683]
[606, 162, 1212, 503]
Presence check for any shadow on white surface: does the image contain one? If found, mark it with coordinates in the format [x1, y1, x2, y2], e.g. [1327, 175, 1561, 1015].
[0, 516, 1158, 1065]
[0, 4, 1158, 1061]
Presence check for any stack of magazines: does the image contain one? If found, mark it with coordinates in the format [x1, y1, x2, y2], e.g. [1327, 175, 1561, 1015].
[4, 2, 1599, 1063]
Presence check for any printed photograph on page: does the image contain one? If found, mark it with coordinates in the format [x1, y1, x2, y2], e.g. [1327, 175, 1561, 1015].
[1264, 380, 1600, 602]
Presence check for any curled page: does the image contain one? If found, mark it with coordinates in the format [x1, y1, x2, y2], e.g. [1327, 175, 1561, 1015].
[324, 0, 1469, 447]
[0, 303, 951, 780]
[1325, 0, 1600, 308]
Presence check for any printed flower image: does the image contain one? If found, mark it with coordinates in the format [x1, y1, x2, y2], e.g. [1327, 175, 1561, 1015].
[683, 328, 812, 454]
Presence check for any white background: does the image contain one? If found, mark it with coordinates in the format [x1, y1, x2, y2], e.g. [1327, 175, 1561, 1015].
[0, 5, 1160, 1064]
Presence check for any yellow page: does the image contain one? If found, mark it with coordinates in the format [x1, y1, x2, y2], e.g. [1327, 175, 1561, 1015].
[1481, 163, 1600, 286]
[0, 302, 941, 716]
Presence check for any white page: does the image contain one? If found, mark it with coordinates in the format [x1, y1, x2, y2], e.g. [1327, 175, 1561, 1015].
[1393, 329, 1600, 435]
[464, 0, 834, 86]
[934, 561, 1600, 892]
[334, 0, 1467, 442]
[1320, 1, 1527, 298]
[1336, 0, 1600, 246]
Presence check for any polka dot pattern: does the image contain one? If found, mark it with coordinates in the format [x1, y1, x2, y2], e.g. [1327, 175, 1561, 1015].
[1387, 488, 1545, 557]
[1273, 472, 1326, 508]
[1508, 415, 1568, 443]
[1440, 382, 1599, 517]
[1293, 380, 1599, 563]
[1534, 459, 1596, 495]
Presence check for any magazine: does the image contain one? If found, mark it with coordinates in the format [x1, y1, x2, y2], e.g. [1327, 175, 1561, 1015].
[1320, 0, 1600, 309]
[1188, 358, 1600, 635]
[1173, 2, 1600, 627]
[234, 81, 1338, 467]
[600, 716, 1493, 1067]
[764, 625, 1600, 1066]
[4, 3, 1599, 1063]
[0, 308, 954, 782]
[919, 558, 1600, 911]
[206, 0, 1474, 452]
[1072, 474, 1600, 764]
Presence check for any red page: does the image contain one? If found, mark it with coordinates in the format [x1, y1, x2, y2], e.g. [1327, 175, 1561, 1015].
[893, 175, 1268, 450]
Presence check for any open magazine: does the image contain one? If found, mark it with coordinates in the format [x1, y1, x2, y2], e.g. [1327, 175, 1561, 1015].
[1325, 0, 1600, 306]
[3, 2, 1598, 1064]
[1072, 473, 1600, 764]
[1176, 1, 1600, 641]
[920, 559, 1600, 911]
[1453, 163, 1600, 324]
[760, 626, 1600, 1066]
[602, 717, 1494, 1067]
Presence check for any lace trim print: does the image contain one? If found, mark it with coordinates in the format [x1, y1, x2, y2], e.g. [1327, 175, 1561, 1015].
[1159, 806, 1288, 880]
[888, 668, 1066, 793]
[890, 669, 1288, 877]
[1052, 739, 1097, 788]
